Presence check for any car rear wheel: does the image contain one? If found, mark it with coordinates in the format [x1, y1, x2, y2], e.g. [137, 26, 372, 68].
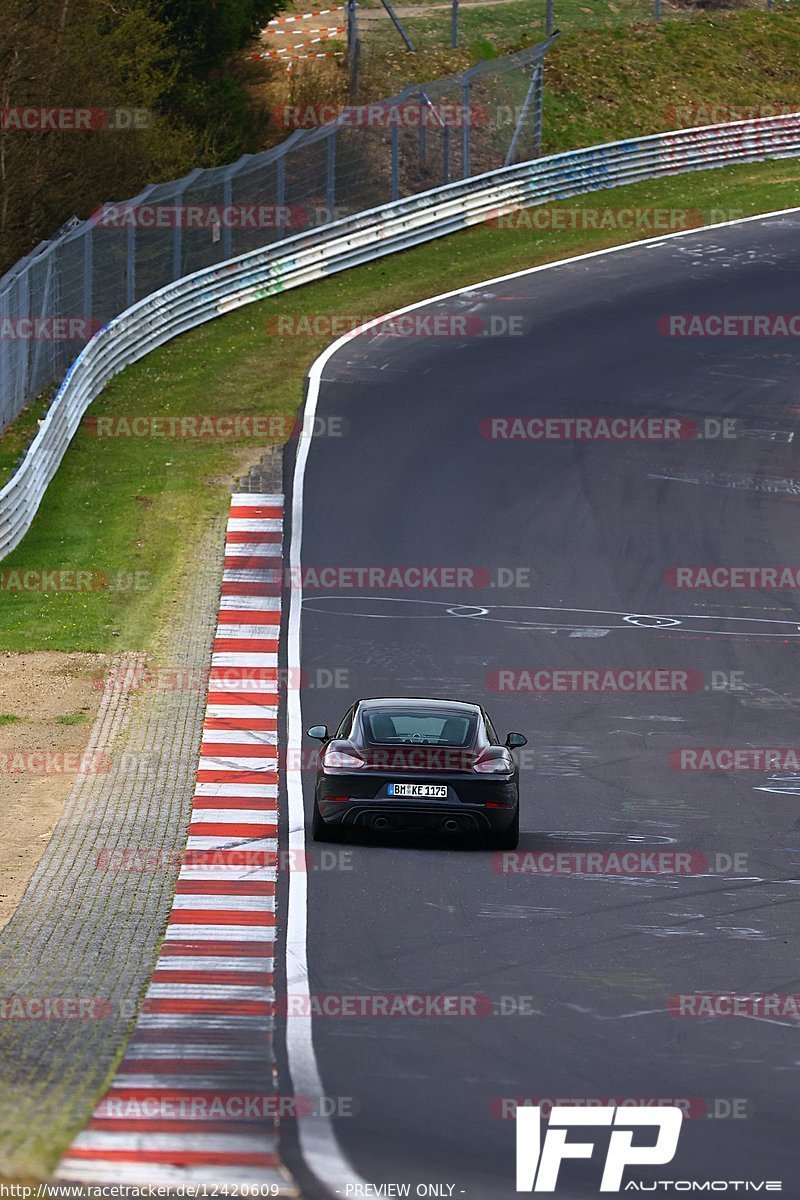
[311, 797, 341, 842]
[487, 806, 519, 850]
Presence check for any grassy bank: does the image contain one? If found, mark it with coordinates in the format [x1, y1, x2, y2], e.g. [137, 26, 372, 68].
[0, 158, 798, 652]
[260, 6, 800, 148]
[350, 5, 800, 117]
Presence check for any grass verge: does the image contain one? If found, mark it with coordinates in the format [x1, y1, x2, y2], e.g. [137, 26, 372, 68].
[259, 7, 800, 149]
[351, 5, 800, 113]
[1, 158, 799, 653]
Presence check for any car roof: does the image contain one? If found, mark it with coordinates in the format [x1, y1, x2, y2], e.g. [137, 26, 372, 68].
[356, 697, 482, 715]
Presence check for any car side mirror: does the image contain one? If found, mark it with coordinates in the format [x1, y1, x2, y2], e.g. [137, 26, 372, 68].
[505, 732, 527, 748]
[306, 725, 328, 741]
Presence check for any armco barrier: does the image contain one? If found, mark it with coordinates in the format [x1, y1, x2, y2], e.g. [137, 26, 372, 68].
[2, 113, 799, 561]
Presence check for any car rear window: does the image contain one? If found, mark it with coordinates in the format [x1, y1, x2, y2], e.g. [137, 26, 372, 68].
[363, 710, 476, 746]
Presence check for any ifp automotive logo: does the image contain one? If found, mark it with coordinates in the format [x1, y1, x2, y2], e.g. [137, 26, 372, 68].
[515, 1106, 782, 1192]
[516, 1105, 683, 1191]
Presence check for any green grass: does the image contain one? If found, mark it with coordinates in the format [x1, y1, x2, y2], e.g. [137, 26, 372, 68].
[541, 7, 800, 153]
[1, 157, 800, 653]
[0, 713, 21, 725]
[56, 712, 90, 725]
[0, 392, 54, 487]
[358, 4, 800, 107]
[370, 0, 654, 54]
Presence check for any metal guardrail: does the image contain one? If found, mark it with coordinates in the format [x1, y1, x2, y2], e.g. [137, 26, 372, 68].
[2, 112, 799, 560]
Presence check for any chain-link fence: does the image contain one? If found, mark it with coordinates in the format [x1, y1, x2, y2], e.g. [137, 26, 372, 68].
[0, 37, 559, 434]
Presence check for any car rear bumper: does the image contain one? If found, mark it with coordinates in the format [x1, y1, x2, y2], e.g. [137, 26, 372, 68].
[316, 772, 518, 834]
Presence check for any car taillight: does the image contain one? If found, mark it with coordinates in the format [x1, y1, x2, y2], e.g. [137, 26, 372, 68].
[473, 750, 512, 774]
[323, 749, 365, 770]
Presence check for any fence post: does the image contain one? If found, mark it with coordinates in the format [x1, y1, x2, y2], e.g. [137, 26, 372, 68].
[654, 0, 661, 19]
[82, 224, 93, 324]
[222, 165, 234, 260]
[546, 0, 554, 36]
[347, 0, 361, 97]
[172, 194, 183, 280]
[504, 60, 539, 166]
[504, 35, 558, 165]
[224, 163, 239, 259]
[30, 254, 55, 398]
[126, 222, 136, 307]
[443, 124, 451, 184]
[419, 94, 426, 163]
[171, 169, 204, 281]
[351, 37, 361, 98]
[0, 285, 10, 428]
[123, 185, 158, 306]
[462, 79, 471, 178]
[327, 128, 336, 220]
[380, 0, 415, 50]
[224, 155, 253, 256]
[452, 0, 459, 47]
[276, 153, 287, 237]
[391, 121, 400, 200]
[533, 60, 544, 157]
[16, 272, 28, 419]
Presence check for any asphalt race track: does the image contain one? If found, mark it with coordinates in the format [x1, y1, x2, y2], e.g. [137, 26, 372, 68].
[284, 213, 800, 1197]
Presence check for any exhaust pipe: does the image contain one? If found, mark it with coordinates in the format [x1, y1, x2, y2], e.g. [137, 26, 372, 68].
[372, 815, 391, 832]
[442, 818, 460, 833]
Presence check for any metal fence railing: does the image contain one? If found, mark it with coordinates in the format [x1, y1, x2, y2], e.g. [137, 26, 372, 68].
[0, 37, 558, 436]
[2, 113, 799, 562]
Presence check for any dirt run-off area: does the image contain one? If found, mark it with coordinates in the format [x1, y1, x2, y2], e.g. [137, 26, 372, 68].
[0, 652, 109, 930]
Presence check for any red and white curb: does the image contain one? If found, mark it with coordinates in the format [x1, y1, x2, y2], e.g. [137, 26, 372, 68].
[57, 494, 295, 1192]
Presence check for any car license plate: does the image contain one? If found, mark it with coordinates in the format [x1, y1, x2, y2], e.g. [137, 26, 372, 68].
[388, 783, 447, 798]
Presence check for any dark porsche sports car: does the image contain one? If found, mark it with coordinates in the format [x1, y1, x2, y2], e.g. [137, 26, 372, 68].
[307, 697, 526, 848]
